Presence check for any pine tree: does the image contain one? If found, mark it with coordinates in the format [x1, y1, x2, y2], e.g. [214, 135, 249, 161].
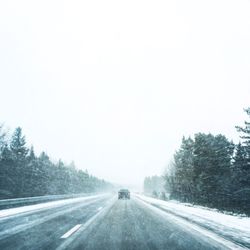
[0, 124, 113, 198]
[8, 128, 28, 196]
[10, 127, 28, 160]
[231, 143, 249, 209]
[236, 108, 250, 162]
[193, 133, 233, 207]
[37, 152, 51, 195]
[0, 127, 15, 197]
[169, 137, 195, 202]
[27, 145, 36, 161]
[0, 124, 6, 155]
[24, 146, 38, 196]
[165, 133, 234, 209]
[235, 108, 250, 213]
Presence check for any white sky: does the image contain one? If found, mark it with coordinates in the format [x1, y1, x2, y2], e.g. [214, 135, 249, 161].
[0, 0, 250, 189]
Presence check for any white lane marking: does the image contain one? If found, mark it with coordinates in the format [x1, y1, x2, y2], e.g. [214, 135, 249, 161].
[56, 197, 117, 250]
[97, 207, 103, 211]
[61, 224, 82, 239]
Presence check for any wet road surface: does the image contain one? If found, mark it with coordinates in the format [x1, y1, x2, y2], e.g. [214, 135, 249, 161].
[0, 194, 245, 250]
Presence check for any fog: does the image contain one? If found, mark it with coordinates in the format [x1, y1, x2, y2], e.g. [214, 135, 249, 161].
[0, 0, 250, 188]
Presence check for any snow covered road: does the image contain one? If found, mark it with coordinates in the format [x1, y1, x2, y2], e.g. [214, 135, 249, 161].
[0, 194, 248, 250]
[135, 194, 250, 248]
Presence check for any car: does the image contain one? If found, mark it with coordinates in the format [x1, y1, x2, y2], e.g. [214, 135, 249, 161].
[118, 189, 130, 199]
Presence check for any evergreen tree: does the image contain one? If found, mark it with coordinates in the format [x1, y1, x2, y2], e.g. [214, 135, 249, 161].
[193, 133, 233, 207]
[0, 127, 15, 197]
[143, 176, 164, 195]
[24, 146, 37, 196]
[9, 127, 29, 196]
[27, 145, 36, 161]
[236, 107, 250, 156]
[164, 133, 234, 210]
[10, 127, 28, 160]
[37, 152, 52, 195]
[0, 124, 6, 155]
[234, 108, 250, 213]
[173, 137, 194, 202]
[0, 123, 113, 198]
[231, 143, 249, 210]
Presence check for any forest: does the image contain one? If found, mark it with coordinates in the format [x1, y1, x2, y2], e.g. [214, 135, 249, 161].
[163, 108, 250, 215]
[0, 126, 112, 199]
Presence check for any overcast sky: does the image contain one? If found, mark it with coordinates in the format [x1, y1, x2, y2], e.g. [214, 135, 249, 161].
[0, 0, 250, 189]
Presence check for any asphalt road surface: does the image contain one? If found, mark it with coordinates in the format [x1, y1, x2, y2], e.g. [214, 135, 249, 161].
[0, 194, 246, 250]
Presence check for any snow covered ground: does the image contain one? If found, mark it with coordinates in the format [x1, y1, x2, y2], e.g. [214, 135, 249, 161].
[0, 194, 107, 219]
[135, 194, 250, 248]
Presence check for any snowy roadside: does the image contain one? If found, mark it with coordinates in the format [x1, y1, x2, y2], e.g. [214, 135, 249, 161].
[0, 194, 107, 219]
[135, 194, 250, 248]
[0, 192, 101, 210]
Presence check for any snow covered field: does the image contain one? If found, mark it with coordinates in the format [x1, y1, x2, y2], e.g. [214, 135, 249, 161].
[136, 194, 250, 248]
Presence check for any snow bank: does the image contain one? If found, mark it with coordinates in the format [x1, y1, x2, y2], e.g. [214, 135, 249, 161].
[0, 194, 106, 219]
[135, 194, 250, 248]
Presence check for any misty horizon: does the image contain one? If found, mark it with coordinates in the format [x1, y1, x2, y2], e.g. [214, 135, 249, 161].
[1, 0, 250, 188]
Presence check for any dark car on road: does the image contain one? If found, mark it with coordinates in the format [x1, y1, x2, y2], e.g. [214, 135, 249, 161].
[118, 189, 130, 199]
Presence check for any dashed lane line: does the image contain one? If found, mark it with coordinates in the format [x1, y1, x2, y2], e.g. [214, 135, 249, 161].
[61, 224, 82, 239]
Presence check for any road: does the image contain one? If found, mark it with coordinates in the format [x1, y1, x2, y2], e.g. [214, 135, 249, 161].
[0, 194, 246, 250]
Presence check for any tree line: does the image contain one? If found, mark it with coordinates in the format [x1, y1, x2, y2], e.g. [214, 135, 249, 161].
[0, 126, 112, 199]
[143, 175, 165, 198]
[164, 108, 250, 215]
